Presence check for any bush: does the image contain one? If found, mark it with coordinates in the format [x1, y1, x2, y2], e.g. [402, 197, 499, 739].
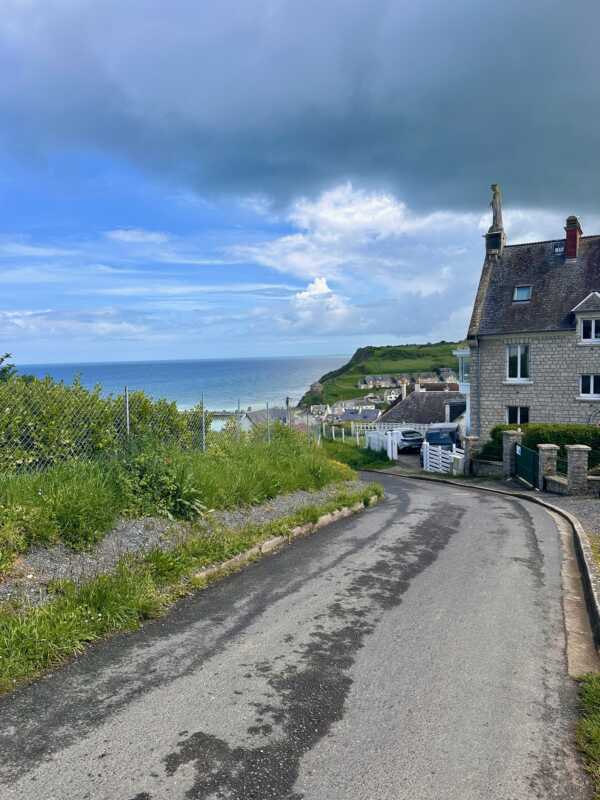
[480, 423, 600, 467]
[0, 375, 209, 473]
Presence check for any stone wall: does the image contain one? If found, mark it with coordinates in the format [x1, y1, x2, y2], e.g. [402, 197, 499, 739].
[470, 331, 600, 441]
[472, 459, 503, 478]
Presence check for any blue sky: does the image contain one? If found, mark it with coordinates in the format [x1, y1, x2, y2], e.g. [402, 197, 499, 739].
[1, 1, 599, 364]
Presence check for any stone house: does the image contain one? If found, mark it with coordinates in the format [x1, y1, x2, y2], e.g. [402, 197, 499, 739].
[467, 186, 600, 441]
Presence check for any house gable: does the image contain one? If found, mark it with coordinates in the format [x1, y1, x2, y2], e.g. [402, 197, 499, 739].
[571, 291, 600, 314]
[469, 235, 600, 337]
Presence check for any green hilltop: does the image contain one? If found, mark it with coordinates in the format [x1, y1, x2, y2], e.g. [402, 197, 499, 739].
[301, 341, 464, 406]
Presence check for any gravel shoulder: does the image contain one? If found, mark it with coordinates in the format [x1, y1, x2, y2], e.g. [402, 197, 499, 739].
[0, 479, 368, 608]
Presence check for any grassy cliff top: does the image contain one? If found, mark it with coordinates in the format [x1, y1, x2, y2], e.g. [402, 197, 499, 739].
[301, 341, 464, 405]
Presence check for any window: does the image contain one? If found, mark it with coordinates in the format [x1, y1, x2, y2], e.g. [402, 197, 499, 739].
[554, 242, 565, 255]
[581, 318, 600, 341]
[507, 406, 529, 424]
[513, 285, 532, 302]
[507, 344, 530, 380]
[580, 374, 600, 398]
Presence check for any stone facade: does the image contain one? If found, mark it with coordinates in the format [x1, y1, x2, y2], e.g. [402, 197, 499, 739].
[470, 330, 600, 441]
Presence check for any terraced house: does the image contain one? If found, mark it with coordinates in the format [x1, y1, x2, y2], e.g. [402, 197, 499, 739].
[467, 185, 600, 441]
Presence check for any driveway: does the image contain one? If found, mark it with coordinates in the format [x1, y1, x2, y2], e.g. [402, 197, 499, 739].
[0, 475, 592, 799]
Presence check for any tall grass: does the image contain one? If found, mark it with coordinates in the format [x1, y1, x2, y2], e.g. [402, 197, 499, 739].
[0, 484, 382, 692]
[0, 426, 353, 571]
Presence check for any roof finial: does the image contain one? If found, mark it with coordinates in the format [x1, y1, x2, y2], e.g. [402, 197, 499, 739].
[489, 183, 503, 232]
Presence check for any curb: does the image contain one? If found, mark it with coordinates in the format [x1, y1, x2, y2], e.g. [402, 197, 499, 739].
[192, 495, 380, 584]
[363, 468, 600, 650]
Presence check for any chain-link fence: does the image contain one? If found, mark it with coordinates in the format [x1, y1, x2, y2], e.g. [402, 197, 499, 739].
[0, 379, 322, 475]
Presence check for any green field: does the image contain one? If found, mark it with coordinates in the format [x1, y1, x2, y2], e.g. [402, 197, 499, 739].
[301, 341, 464, 405]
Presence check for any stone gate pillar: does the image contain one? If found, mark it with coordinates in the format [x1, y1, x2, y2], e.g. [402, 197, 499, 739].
[566, 445, 591, 495]
[502, 429, 523, 478]
[537, 444, 559, 491]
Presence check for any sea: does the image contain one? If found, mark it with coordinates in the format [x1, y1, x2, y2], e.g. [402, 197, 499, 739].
[16, 356, 347, 411]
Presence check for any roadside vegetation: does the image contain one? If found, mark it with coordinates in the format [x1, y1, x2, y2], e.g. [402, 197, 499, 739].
[0, 426, 353, 573]
[322, 439, 392, 470]
[0, 483, 383, 693]
[479, 422, 600, 469]
[578, 674, 600, 796]
[300, 341, 462, 405]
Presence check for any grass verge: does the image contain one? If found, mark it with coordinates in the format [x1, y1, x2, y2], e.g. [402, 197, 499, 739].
[0, 482, 383, 694]
[0, 427, 353, 572]
[578, 674, 600, 796]
[322, 439, 392, 470]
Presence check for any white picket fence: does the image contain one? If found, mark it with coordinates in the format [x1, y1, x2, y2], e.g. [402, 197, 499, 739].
[421, 442, 464, 475]
[365, 430, 465, 475]
[365, 429, 422, 461]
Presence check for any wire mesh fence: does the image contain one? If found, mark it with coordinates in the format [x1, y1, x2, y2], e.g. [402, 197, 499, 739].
[0, 379, 322, 476]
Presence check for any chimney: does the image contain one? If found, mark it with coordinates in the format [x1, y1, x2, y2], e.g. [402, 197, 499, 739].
[565, 215, 582, 259]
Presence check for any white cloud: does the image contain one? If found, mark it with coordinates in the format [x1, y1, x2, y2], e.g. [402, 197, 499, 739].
[0, 309, 147, 339]
[105, 228, 170, 244]
[0, 242, 76, 258]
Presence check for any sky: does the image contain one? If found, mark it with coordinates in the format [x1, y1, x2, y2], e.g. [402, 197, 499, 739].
[1, 0, 600, 364]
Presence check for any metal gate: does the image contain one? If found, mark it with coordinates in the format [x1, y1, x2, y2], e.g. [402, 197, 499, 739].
[515, 443, 539, 487]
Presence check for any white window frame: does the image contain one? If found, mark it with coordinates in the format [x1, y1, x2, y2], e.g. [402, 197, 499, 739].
[506, 405, 530, 425]
[579, 316, 600, 344]
[512, 285, 532, 302]
[580, 374, 600, 399]
[505, 343, 531, 383]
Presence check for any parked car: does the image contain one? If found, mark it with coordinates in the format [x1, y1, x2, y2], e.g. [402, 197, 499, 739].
[396, 429, 425, 452]
[419, 424, 460, 465]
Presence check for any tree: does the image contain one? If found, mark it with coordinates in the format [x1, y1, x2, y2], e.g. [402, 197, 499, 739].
[0, 353, 16, 382]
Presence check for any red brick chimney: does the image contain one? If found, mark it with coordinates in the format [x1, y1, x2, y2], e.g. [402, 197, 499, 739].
[565, 215, 583, 259]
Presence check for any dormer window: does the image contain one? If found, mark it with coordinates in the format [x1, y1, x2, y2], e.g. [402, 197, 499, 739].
[580, 318, 600, 342]
[513, 285, 532, 302]
[553, 242, 565, 255]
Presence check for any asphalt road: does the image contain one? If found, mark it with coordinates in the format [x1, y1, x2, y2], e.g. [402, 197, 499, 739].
[0, 475, 591, 799]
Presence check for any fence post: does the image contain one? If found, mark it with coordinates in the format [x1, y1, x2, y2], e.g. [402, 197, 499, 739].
[201, 392, 206, 452]
[502, 429, 522, 478]
[266, 402, 271, 444]
[537, 443, 559, 491]
[332, 426, 336, 441]
[356, 428, 360, 447]
[341, 427, 345, 443]
[566, 445, 591, 495]
[124, 386, 130, 438]
[237, 399, 241, 440]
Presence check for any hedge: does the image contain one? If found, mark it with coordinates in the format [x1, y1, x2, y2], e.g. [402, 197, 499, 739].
[479, 423, 600, 468]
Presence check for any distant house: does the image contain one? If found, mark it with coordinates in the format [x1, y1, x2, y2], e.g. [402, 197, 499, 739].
[335, 408, 381, 424]
[466, 184, 600, 440]
[380, 391, 466, 425]
[438, 367, 458, 382]
[310, 404, 331, 418]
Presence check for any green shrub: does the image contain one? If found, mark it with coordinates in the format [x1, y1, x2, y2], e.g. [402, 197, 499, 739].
[480, 423, 600, 466]
[0, 375, 209, 473]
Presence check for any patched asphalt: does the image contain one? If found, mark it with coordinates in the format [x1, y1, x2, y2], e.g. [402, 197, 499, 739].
[0, 475, 591, 799]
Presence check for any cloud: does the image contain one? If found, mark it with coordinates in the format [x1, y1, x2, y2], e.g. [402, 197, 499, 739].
[105, 228, 169, 244]
[1, 2, 598, 211]
[0, 242, 76, 258]
[0, 309, 148, 339]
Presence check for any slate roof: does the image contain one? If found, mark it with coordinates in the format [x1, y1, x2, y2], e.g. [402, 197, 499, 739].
[380, 391, 465, 424]
[336, 409, 380, 423]
[572, 292, 600, 313]
[468, 235, 600, 337]
[246, 407, 288, 425]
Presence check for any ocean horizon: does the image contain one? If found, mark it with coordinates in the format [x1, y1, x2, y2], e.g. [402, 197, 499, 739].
[16, 355, 348, 411]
